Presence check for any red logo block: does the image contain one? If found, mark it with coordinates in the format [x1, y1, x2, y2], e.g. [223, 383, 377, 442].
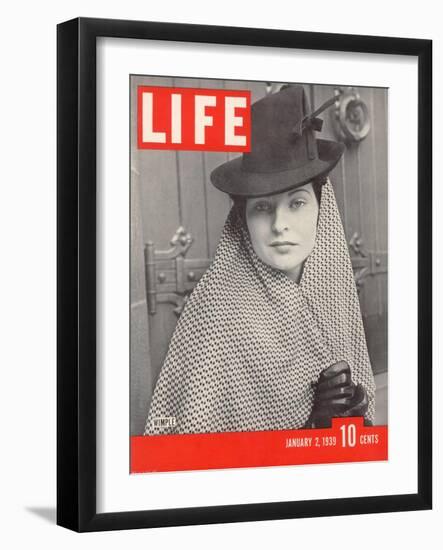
[137, 86, 251, 152]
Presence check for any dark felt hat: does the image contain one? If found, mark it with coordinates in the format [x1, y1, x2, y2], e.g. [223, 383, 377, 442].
[210, 85, 345, 197]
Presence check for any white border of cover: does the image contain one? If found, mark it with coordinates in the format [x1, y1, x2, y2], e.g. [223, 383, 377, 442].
[97, 37, 418, 513]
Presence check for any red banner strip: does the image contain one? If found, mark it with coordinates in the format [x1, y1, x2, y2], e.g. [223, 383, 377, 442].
[131, 417, 388, 473]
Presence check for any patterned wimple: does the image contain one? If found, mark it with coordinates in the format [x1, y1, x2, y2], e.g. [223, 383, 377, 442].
[144, 181, 375, 435]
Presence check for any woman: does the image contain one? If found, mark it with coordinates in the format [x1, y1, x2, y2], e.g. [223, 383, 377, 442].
[144, 85, 375, 435]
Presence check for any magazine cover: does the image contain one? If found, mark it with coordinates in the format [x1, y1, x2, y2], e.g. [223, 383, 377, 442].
[130, 76, 388, 473]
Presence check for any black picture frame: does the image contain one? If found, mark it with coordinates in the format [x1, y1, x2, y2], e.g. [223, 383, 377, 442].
[57, 17, 432, 532]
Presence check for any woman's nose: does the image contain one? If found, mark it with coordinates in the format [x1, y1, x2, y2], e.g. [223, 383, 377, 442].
[271, 206, 289, 234]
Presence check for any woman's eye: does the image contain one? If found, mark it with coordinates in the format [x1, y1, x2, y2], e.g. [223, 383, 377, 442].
[254, 201, 272, 212]
[290, 199, 306, 209]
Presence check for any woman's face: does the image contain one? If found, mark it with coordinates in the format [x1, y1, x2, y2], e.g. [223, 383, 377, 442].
[245, 182, 319, 281]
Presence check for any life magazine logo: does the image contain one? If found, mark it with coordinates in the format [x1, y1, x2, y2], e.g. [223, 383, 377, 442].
[137, 86, 251, 152]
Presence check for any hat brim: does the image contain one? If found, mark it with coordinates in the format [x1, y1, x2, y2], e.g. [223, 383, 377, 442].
[210, 139, 345, 197]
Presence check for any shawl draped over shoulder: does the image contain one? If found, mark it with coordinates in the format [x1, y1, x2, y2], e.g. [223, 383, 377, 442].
[144, 180, 376, 434]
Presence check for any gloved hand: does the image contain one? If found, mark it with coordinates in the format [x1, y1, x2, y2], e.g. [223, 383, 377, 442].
[305, 361, 369, 428]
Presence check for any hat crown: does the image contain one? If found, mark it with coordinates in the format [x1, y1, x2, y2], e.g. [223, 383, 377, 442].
[242, 85, 318, 173]
[209, 84, 345, 197]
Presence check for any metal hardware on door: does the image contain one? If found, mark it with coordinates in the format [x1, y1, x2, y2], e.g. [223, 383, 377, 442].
[333, 87, 371, 144]
[349, 232, 387, 291]
[144, 226, 212, 316]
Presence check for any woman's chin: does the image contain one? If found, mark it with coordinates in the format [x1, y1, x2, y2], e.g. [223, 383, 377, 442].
[266, 253, 302, 272]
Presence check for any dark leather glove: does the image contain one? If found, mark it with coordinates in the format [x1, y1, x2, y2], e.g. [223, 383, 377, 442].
[305, 361, 369, 428]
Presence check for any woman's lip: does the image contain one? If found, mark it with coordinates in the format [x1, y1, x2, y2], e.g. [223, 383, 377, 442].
[270, 242, 296, 247]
